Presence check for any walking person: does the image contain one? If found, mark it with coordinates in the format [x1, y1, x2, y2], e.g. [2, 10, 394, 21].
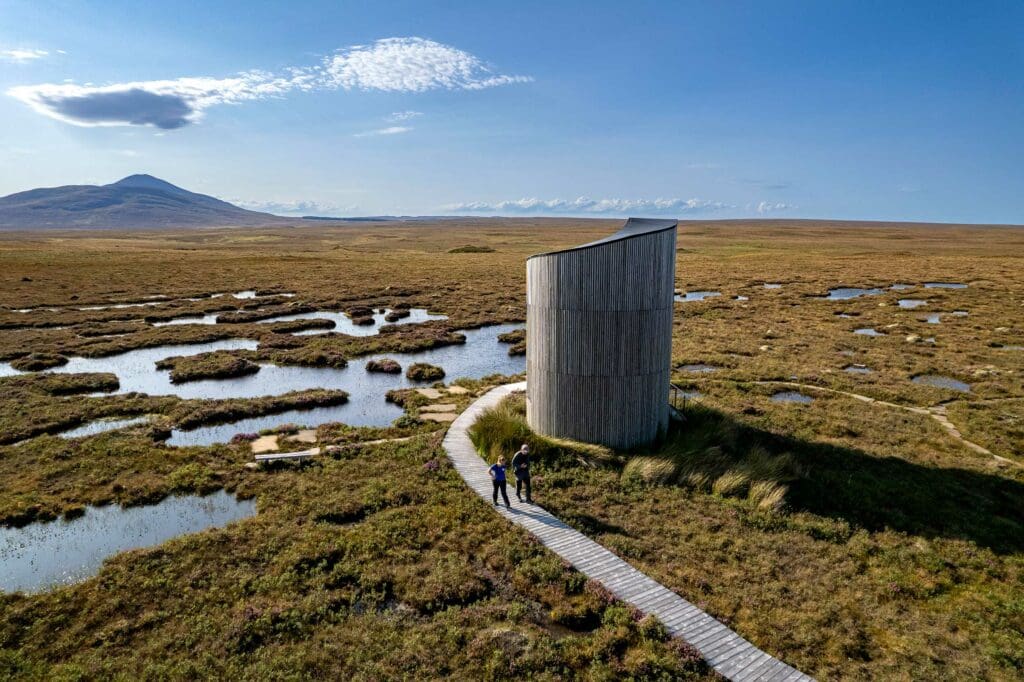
[489, 455, 511, 508]
[511, 443, 532, 503]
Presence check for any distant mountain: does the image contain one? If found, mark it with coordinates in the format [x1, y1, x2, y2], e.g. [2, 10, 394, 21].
[0, 174, 288, 229]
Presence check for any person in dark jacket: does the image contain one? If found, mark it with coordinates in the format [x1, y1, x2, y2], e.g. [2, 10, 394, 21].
[511, 443, 532, 503]
[489, 456, 510, 508]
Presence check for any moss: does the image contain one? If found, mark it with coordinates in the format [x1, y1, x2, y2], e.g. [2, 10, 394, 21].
[156, 351, 261, 383]
[9, 353, 68, 371]
[169, 390, 349, 430]
[216, 305, 315, 324]
[448, 245, 496, 253]
[497, 328, 525, 344]
[365, 358, 402, 374]
[383, 309, 410, 322]
[406, 363, 445, 382]
[266, 318, 335, 334]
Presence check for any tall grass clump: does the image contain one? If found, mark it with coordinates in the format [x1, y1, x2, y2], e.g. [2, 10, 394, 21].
[623, 404, 803, 510]
[468, 393, 616, 467]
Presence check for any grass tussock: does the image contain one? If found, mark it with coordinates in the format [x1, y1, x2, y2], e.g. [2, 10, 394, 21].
[155, 351, 261, 383]
[405, 362, 445, 382]
[469, 393, 618, 469]
[448, 244, 496, 253]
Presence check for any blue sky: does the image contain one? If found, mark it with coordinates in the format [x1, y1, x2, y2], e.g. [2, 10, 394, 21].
[1, 1, 1021, 222]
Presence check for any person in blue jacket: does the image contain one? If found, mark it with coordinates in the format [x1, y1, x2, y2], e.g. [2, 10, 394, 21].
[489, 455, 511, 508]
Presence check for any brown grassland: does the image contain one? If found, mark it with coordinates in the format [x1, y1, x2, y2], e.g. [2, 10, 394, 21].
[0, 218, 1022, 679]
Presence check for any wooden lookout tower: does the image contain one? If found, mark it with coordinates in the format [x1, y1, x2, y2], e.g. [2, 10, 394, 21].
[526, 218, 678, 449]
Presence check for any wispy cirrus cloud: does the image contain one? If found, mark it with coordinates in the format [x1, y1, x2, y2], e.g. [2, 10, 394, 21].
[388, 110, 422, 121]
[7, 37, 530, 130]
[1, 48, 49, 63]
[353, 125, 412, 138]
[442, 197, 733, 216]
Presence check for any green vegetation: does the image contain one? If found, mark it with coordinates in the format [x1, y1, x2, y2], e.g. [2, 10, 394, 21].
[497, 328, 527, 356]
[0, 438, 712, 679]
[365, 358, 402, 374]
[9, 353, 67, 371]
[156, 351, 261, 383]
[406, 363, 445, 382]
[0, 218, 1021, 678]
[448, 244, 496, 253]
[472, 393, 1024, 679]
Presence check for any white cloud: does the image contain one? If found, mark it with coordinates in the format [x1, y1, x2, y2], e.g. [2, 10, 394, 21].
[323, 38, 531, 92]
[6, 37, 529, 130]
[755, 201, 794, 214]
[388, 110, 422, 121]
[1, 48, 49, 63]
[443, 197, 732, 216]
[233, 199, 355, 216]
[353, 126, 412, 138]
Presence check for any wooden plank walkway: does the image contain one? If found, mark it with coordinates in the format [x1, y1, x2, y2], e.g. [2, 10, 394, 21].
[443, 381, 814, 682]
[254, 447, 320, 462]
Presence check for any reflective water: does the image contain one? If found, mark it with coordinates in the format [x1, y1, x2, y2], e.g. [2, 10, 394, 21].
[59, 417, 150, 439]
[258, 308, 448, 336]
[825, 288, 883, 300]
[0, 362, 19, 377]
[675, 291, 721, 302]
[912, 375, 970, 392]
[152, 313, 220, 327]
[78, 301, 164, 311]
[734, 295, 749, 301]
[163, 325, 524, 444]
[41, 325, 521, 405]
[890, 283, 915, 290]
[844, 365, 872, 374]
[763, 283, 782, 289]
[679, 364, 718, 373]
[924, 282, 967, 289]
[47, 339, 261, 395]
[771, 391, 814, 404]
[924, 314, 942, 324]
[898, 299, 928, 309]
[854, 328, 884, 336]
[0, 491, 255, 594]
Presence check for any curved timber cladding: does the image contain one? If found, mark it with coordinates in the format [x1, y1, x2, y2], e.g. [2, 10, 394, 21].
[526, 218, 677, 449]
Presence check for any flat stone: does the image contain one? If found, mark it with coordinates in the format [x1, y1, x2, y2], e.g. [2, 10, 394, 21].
[290, 429, 318, 443]
[420, 403, 457, 413]
[416, 388, 444, 399]
[420, 412, 457, 422]
[251, 435, 279, 454]
[445, 385, 471, 395]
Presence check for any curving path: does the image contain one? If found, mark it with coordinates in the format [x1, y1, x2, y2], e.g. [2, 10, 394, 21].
[744, 380, 1019, 468]
[443, 381, 813, 682]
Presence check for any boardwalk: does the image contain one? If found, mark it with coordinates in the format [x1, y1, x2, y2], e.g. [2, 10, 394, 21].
[443, 381, 814, 682]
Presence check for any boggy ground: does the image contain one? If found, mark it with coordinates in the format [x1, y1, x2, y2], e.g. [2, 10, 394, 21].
[0, 436, 712, 679]
[474, 392, 1023, 680]
[0, 218, 1022, 678]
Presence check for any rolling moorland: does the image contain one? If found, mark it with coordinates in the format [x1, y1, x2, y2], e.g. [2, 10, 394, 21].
[0, 218, 1022, 679]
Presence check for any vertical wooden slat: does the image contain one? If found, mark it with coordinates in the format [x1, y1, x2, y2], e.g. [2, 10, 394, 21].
[526, 219, 677, 449]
